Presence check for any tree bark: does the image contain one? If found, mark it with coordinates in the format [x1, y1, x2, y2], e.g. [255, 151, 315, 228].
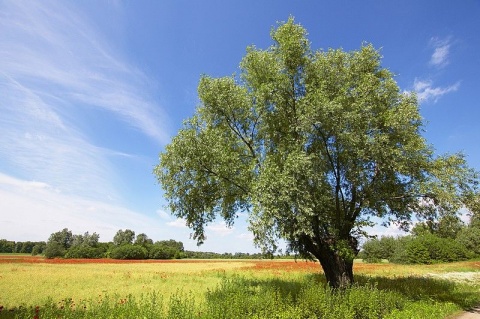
[315, 245, 354, 289]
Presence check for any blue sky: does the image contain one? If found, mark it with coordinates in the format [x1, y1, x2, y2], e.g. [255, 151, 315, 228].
[1, 1, 479, 253]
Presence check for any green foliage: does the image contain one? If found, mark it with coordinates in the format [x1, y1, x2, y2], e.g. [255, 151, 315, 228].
[109, 244, 148, 260]
[363, 232, 471, 264]
[149, 240, 184, 259]
[361, 236, 397, 263]
[64, 245, 105, 259]
[47, 228, 73, 250]
[44, 241, 66, 259]
[404, 238, 431, 264]
[134, 233, 153, 247]
[0, 239, 15, 253]
[456, 226, 480, 257]
[5, 275, 478, 319]
[0, 240, 47, 255]
[388, 236, 413, 264]
[45, 228, 74, 258]
[412, 215, 465, 239]
[31, 242, 46, 256]
[155, 17, 479, 287]
[113, 229, 135, 246]
[71, 232, 100, 248]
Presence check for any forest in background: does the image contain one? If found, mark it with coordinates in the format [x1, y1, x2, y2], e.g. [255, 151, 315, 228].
[0, 228, 268, 260]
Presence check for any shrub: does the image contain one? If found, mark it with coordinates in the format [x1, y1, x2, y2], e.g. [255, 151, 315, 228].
[109, 245, 147, 260]
[404, 239, 431, 264]
[388, 236, 411, 264]
[64, 245, 105, 258]
[31, 242, 46, 256]
[394, 234, 469, 264]
[149, 245, 177, 259]
[456, 227, 480, 257]
[361, 236, 397, 263]
[44, 242, 66, 259]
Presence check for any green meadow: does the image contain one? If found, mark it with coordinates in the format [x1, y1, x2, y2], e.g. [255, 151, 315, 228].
[0, 257, 479, 318]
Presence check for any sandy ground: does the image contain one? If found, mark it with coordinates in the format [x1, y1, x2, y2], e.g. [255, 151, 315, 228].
[452, 306, 480, 319]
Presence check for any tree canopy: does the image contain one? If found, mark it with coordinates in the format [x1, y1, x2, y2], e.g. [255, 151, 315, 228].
[155, 18, 478, 288]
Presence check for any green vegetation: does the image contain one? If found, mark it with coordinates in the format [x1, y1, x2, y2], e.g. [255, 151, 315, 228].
[1, 260, 479, 319]
[155, 17, 479, 288]
[0, 228, 271, 261]
[362, 215, 480, 264]
[0, 239, 45, 255]
[40, 228, 186, 260]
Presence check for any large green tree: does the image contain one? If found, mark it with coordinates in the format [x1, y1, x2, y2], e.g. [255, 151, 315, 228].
[155, 18, 478, 288]
[113, 229, 135, 246]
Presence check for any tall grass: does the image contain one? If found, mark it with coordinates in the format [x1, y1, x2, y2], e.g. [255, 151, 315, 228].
[1, 259, 479, 318]
[3, 274, 479, 319]
[0, 261, 249, 308]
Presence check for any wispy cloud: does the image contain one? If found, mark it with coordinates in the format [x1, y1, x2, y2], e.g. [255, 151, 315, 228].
[413, 78, 460, 103]
[207, 222, 235, 236]
[0, 173, 163, 242]
[409, 36, 459, 104]
[167, 218, 188, 228]
[429, 37, 452, 68]
[0, 1, 170, 143]
[0, 1, 169, 199]
[157, 209, 172, 220]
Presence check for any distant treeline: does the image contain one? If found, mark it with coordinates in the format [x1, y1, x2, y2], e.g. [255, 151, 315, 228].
[0, 240, 46, 254]
[0, 228, 273, 260]
[359, 215, 480, 264]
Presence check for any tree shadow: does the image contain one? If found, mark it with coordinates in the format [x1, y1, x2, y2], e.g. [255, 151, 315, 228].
[207, 273, 479, 312]
[353, 274, 480, 310]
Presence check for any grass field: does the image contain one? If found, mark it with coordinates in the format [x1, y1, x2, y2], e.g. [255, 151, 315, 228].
[0, 255, 479, 318]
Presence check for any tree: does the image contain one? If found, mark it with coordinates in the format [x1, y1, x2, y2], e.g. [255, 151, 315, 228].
[134, 233, 153, 247]
[110, 244, 148, 260]
[113, 229, 135, 246]
[31, 242, 46, 256]
[149, 240, 184, 259]
[45, 228, 73, 258]
[361, 236, 397, 263]
[71, 232, 100, 248]
[0, 239, 15, 253]
[154, 18, 478, 288]
[411, 215, 465, 239]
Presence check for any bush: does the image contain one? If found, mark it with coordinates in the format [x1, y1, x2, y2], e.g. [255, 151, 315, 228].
[392, 234, 469, 264]
[361, 236, 397, 263]
[44, 242, 66, 259]
[404, 239, 431, 264]
[149, 245, 177, 259]
[109, 245, 147, 260]
[64, 245, 105, 259]
[31, 243, 46, 256]
[148, 240, 184, 259]
[456, 227, 480, 257]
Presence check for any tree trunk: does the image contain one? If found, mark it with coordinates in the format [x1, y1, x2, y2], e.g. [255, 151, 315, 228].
[316, 247, 354, 289]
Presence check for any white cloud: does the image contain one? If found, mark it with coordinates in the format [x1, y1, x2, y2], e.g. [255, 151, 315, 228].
[237, 232, 254, 240]
[413, 78, 460, 103]
[207, 221, 235, 236]
[167, 218, 188, 228]
[157, 209, 172, 220]
[0, 1, 172, 201]
[0, 1, 170, 144]
[429, 37, 452, 68]
[0, 173, 163, 242]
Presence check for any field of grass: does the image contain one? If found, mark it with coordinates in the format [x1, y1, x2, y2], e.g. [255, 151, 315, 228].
[0, 255, 479, 318]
